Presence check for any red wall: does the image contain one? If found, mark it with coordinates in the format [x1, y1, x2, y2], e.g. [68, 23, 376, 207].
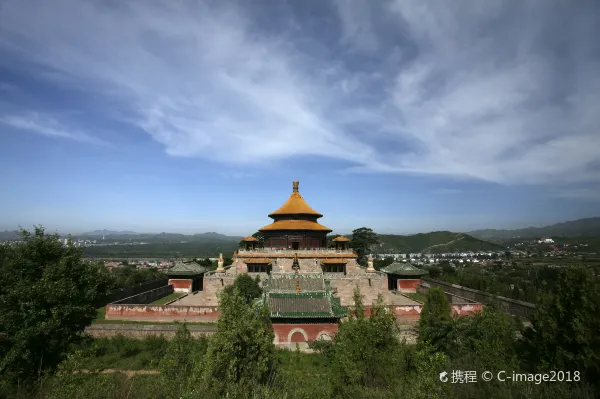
[272, 323, 339, 345]
[106, 304, 220, 322]
[398, 279, 421, 292]
[169, 279, 192, 292]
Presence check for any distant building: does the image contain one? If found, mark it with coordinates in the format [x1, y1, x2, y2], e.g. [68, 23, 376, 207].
[538, 237, 554, 244]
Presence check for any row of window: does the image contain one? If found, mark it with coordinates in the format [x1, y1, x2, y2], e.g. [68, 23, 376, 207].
[246, 264, 346, 273]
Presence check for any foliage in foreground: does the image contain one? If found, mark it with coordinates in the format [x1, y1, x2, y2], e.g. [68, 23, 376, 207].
[0, 227, 113, 384]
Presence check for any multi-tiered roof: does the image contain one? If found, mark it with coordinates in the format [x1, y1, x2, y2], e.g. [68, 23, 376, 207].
[259, 181, 332, 233]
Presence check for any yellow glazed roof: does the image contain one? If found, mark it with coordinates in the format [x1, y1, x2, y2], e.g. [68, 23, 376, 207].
[332, 236, 350, 242]
[268, 181, 323, 218]
[259, 220, 333, 232]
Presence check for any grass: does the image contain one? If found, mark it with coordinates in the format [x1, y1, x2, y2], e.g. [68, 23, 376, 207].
[150, 292, 184, 305]
[95, 306, 106, 320]
[405, 292, 427, 303]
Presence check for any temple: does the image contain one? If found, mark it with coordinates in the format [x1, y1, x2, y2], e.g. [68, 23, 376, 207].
[187, 181, 424, 347]
[107, 181, 441, 348]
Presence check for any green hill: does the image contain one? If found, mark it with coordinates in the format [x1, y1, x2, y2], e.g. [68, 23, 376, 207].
[375, 231, 506, 254]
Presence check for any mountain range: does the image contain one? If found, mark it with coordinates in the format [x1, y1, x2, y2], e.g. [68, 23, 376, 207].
[467, 217, 600, 241]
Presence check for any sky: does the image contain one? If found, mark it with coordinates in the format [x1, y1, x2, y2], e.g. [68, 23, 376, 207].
[0, 0, 599, 236]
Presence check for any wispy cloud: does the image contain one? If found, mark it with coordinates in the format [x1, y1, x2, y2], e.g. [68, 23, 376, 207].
[0, 0, 598, 185]
[0, 113, 108, 146]
[550, 188, 600, 201]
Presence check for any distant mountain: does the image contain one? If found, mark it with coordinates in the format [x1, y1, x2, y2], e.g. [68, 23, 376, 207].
[0, 230, 20, 241]
[468, 217, 600, 241]
[80, 230, 140, 236]
[376, 231, 505, 254]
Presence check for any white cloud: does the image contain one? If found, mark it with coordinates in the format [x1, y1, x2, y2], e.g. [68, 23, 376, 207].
[0, 0, 598, 185]
[0, 113, 108, 146]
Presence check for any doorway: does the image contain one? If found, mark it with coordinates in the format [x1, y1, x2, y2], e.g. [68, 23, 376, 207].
[292, 241, 299, 250]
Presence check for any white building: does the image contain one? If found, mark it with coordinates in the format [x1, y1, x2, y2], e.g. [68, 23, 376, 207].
[538, 237, 554, 244]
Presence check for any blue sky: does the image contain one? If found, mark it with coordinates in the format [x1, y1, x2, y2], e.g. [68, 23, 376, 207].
[0, 0, 599, 235]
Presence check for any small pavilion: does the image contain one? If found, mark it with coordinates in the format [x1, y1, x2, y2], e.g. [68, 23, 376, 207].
[241, 236, 259, 250]
[381, 262, 428, 292]
[331, 236, 350, 250]
[162, 261, 208, 293]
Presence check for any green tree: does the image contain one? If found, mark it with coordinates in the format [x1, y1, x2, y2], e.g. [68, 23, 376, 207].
[0, 227, 113, 384]
[349, 227, 379, 266]
[522, 266, 600, 388]
[318, 288, 402, 392]
[159, 323, 208, 397]
[418, 287, 452, 352]
[202, 286, 275, 395]
[223, 274, 262, 304]
[374, 256, 395, 271]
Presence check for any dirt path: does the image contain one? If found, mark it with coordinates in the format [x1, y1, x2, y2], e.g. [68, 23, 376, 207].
[422, 234, 465, 253]
[75, 369, 160, 378]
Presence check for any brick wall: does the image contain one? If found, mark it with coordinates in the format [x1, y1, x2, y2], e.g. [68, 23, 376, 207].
[398, 279, 420, 293]
[272, 323, 339, 350]
[105, 304, 220, 322]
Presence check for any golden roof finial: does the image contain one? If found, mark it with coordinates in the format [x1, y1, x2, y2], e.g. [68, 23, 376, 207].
[293, 180, 299, 192]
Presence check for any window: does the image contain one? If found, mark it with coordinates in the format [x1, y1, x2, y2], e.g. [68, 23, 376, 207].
[248, 264, 269, 273]
[323, 264, 345, 273]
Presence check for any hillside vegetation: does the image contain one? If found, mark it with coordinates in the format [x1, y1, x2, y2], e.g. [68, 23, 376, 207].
[376, 231, 506, 254]
[468, 217, 600, 241]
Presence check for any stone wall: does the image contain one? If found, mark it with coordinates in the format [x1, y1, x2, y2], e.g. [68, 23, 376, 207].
[105, 304, 220, 322]
[86, 324, 216, 339]
[112, 285, 173, 305]
[200, 276, 236, 306]
[328, 276, 389, 306]
[421, 278, 535, 318]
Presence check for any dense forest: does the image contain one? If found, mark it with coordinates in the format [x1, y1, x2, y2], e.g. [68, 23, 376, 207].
[1, 228, 600, 398]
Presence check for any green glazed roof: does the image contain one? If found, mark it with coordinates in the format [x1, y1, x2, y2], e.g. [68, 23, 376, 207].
[162, 262, 208, 276]
[381, 262, 428, 276]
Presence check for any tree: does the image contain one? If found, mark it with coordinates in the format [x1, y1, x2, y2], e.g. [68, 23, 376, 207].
[0, 227, 113, 384]
[522, 266, 600, 388]
[418, 287, 452, 352]
[160, 323, 195, 394]
[374, 256, 394, 271]
[320, 288, 403, 392]
[202, 286, 275, 395]
[223, 274, 262, 304]
[349, 227, 379, 266]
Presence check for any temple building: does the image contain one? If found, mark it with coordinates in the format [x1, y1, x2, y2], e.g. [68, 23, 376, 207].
[105, 180, 482, 343]
[176, 180, 422, 347]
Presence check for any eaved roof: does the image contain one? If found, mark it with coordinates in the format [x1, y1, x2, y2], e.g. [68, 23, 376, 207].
[332, 236, 350, 242]
[268, 181, 323, 218]
[258, 275, 347, 319]
[259, 219, 332, 232]
[381, 262, 428, 276]
[162, 261, 208, 276]
[242, 236, 259, 242]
